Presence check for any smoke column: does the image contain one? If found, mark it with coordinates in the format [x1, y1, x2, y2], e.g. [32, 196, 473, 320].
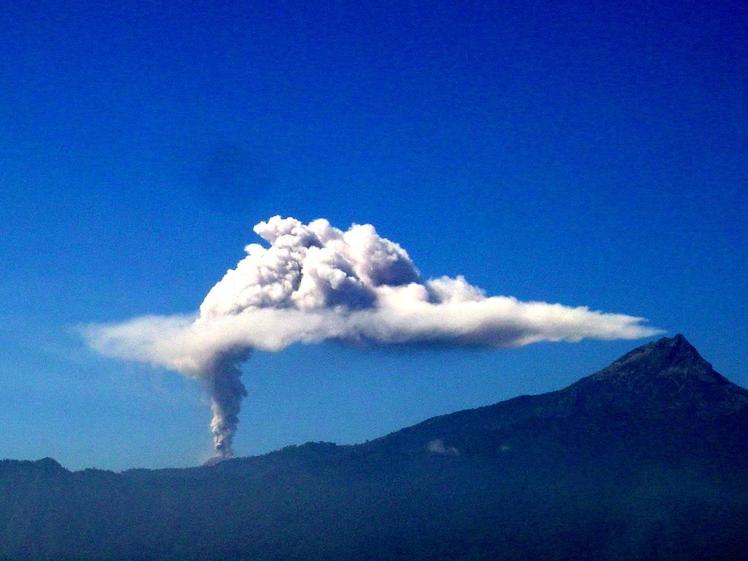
[204, 351, 250, 458]
[84, 216, 661, 459]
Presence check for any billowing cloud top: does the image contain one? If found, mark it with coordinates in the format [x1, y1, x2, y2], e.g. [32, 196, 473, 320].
[84, 216, 661, 457]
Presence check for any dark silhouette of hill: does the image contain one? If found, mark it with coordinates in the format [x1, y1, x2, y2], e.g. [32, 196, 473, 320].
[1, 335, 747, 561]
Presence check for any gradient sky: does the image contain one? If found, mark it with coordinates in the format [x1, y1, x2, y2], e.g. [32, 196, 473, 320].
[0, 1, 746, 470]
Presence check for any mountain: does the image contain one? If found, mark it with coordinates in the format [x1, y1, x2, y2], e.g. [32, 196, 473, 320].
[1, 335, 747, 561]
[380, 334, 748, 461]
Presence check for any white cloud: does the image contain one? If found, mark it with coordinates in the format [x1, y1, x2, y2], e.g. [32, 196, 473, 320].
[427, 439, 459, 456]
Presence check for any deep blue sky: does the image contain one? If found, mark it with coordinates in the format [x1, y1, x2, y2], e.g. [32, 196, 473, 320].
[0, 1, 746, 470]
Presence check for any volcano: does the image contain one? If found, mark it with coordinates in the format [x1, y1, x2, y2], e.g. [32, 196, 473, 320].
[1, 335, 747, 561]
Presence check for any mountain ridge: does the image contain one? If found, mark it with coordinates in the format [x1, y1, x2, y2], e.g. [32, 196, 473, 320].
[4, 335, 746, 474]
[1, 335, 747, 561]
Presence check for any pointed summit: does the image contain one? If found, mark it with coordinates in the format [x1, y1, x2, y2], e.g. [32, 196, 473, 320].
[567, 334, 747, 419]
[589, 334, 717, 384]
[649, 334, 708, 367]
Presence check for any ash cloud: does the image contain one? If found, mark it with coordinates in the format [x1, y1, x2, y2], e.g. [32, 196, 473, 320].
[84, 216, 661, 459]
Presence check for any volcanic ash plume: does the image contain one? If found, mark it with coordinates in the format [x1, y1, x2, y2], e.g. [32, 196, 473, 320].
[84, 216, 661, 458]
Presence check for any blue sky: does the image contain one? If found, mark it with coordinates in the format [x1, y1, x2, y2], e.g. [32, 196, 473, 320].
[0, 1, 746, 470]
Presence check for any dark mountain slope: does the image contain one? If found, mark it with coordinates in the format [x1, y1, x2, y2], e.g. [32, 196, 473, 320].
[1, 335, 747, 561]
[371, 334, 748, 463]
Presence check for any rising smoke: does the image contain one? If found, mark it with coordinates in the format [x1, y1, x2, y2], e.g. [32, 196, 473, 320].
[84, 216, 660, 458]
